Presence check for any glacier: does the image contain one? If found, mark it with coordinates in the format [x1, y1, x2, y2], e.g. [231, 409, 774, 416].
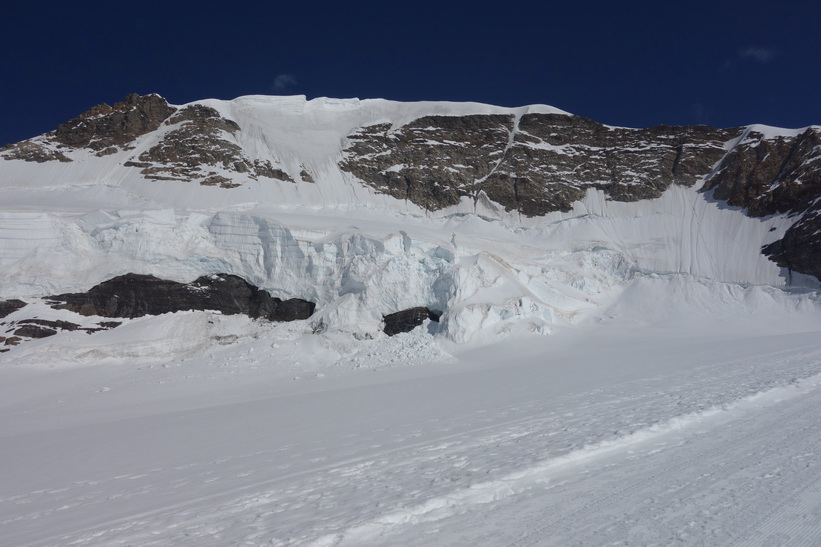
[0, 183, 811, 345]
[1, 94, 821, 545]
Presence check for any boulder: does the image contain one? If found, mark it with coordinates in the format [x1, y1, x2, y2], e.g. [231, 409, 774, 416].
[383, 307, 441, 336]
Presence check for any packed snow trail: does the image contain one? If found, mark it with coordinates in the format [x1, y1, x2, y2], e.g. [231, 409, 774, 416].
[379, 371, 821, 547]
[2, 325, 821, 545]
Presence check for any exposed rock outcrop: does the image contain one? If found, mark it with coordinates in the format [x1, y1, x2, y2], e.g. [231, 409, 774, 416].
[0, 141, 72, 162]
[17, 318, 81, 331]
[1, 93, 176, 161]
[383, 307, 441, 336]
[52, 93, 177, 153]
[1, 336, 21, 347]
[702, 127, 821, 280]
[47, 273, 316, 321]
[0, 317, 121, 351]
[0, 299, 26, 319]
[123, 103, 292, 186]
[13, 325, 57, 338]
[341, 115, 516, 211]
[341, 113, 736, 216]
[2, 94, 292, 188]
[702, 128, 821, 217]
[485, 116, 735, 216]
[762, 205, 821, 281]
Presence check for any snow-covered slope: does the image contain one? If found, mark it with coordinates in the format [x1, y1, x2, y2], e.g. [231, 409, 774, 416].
[0, 93, 819, 351]
[0, 183, 812, 346]
[2, 94, 821, 546]
[0, 95, 570, 213]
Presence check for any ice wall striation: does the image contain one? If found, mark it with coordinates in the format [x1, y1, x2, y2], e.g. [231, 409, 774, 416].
[0, 183, 799, 345]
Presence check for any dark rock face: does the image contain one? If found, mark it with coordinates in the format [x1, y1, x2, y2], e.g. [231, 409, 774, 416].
[341, 115, 516, 211]
[488, 116, 736, 216]
[47, 273, 315, 322]
[54, 93, 177, 153]
[762, 205, 821, 281]
[0, 141, 72, 162]
[0, 299, 26, 319]
[17, 318, 80, 331]
[1, 93, 176, 161]
[13, 325, 57, 338]
[300, 169, 315, 183]
[702, 128, 821, 217]
[2, 94, 292, 188]
[124, 104, 292, 186]
[2, 336, 22, 347]
[701, 128, 821, 280]
[341, 113, 737, 216]
[383, 307, 440, 336]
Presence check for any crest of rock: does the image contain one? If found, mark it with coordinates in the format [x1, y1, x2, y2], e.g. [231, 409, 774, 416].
[53, 93, 176, 152]
[341, 115, 515, 211]
[125, 104, 293, 186]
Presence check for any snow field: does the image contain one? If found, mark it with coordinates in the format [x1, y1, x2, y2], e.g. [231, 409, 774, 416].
[3, 324, 821, 545]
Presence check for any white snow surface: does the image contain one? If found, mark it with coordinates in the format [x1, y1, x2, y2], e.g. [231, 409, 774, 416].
[0, 183, 808, 343]
[2, 95, 821, 545]
[4, 317, 821, 546]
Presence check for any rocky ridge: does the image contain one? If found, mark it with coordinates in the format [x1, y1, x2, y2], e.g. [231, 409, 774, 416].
[2, 94, 820, 281]
[1, 94, 173, 161]
[339, 111, 820, 279]
[2, 94, 292, 187]
[341, 114, 736, 216]
[123, 104, 292, 187]
[1, 309, 120, 352]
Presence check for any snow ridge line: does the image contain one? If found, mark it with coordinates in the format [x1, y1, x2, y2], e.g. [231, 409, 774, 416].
[310, 371, 821, 546]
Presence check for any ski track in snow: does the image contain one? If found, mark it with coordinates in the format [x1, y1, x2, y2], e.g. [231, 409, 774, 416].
[3, 339, 821, 546]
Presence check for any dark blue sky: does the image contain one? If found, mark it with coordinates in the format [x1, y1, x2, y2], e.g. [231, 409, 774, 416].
[3, 0, 819, 146]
